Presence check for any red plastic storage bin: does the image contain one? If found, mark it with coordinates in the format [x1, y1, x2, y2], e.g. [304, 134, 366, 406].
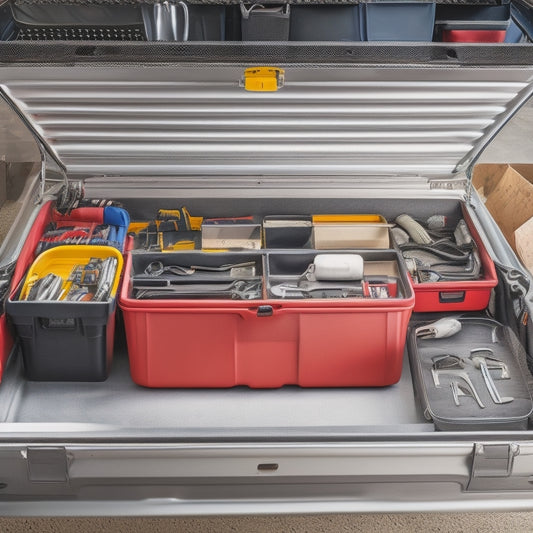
[436, 4, 510, 43]
[411, 210, 498, 312]
[442, 29, 507, 43]
[119, 251, 415, 388]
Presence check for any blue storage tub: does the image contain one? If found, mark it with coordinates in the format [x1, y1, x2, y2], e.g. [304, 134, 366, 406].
[289, 5, 363, 41]
[362, 2, 436, 42]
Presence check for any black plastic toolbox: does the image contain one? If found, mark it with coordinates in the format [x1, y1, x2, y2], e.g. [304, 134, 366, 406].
[6, 245, 123, 382]
[7, 297, 116, 381]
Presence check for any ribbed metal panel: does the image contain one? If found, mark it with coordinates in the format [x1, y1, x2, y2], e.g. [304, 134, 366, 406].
[1, 65, 533, 178]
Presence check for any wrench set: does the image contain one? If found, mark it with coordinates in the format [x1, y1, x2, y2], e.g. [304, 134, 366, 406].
[409, 317, 533, 430]
[130, 252, 405, 301]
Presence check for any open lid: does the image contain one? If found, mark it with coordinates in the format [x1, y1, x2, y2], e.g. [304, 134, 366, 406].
[1, 43, 533, 182]
[0, 89, 67, 199]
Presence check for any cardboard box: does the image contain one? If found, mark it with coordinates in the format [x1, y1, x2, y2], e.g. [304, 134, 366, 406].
[473, 164, 533, 273]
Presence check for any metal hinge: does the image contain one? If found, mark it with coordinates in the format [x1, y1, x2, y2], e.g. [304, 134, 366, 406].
[36, 146, 70, 205]
[467, 443, 520, 491]
[25, 447, 69, 483]
[56, 180, 84, 211]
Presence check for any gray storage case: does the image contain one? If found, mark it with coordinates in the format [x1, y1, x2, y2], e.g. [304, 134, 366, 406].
[409, 317, 533, 431]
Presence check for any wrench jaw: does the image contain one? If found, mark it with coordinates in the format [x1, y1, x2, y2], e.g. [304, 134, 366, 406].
[450, 379, 479, 407]
[431, 354, 465, 388]
[470, 350, 514, 405]
[431, 366, 485, 409]
[473, 351, 511, 379]
[431, 350, 514, 408]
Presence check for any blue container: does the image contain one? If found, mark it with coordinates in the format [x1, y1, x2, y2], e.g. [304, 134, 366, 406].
[289, 5, 363, 41]
[363, 2, 436, 42]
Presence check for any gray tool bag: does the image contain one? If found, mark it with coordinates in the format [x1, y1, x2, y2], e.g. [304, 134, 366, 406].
[409, 316, 533, 431]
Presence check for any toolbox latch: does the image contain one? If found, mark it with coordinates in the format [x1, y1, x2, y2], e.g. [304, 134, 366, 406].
[467, 443, 519, 491]
[26, 447, 69, 483]
[242, 67, 285, 92]
[256, 305, 274, 317]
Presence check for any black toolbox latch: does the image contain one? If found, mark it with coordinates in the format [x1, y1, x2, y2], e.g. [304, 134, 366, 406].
[256, 305, 274, 317]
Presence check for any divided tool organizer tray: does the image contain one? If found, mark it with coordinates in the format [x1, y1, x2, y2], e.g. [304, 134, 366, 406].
[391, 208, 497, 312]
[246, 0, 436, 42]
[263, 214, 391, 250]
[408, 316, 533, 431]
[6, 245, 124, 381]
[119, 249, 414, 388]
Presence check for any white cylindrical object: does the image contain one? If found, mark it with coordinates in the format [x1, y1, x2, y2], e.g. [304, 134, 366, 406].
[313, 254, 364, 281]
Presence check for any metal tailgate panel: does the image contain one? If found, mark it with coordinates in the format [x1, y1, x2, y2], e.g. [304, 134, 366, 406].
[0, 440, 533, 515]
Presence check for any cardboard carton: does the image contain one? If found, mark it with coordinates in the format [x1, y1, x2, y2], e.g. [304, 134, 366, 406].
[473, 164, 533, 273]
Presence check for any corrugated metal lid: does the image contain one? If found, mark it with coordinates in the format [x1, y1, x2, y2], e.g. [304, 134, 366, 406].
[1, 60, 533, 179]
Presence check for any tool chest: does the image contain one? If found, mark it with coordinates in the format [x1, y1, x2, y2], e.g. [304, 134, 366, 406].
[120, 247, 414, 388]
[1, 54, 529, 392]
[1, 17, 533, 511]
[6, 244, 123, 381]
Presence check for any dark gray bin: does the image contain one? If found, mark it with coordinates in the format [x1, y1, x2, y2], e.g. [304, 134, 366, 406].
[241, 4, 290, 41]
[363, 2, 436, 42]
[289, 5, 362, 42]
[6, 295, 116, 382]
[188, 5, 226, 41]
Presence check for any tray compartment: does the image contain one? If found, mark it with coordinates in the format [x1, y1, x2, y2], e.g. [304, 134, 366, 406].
[394, 208, 498, 312]
[38, 205, 130, 253]
[362, 1, 436, 42]
[241, 3, 290, 41]
[436, 4, 511, 42]
[289, 5, 362, 41]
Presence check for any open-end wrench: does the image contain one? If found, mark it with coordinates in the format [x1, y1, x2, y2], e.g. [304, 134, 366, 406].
[431, 369, 485, 409]
[470, 351, 513, 404]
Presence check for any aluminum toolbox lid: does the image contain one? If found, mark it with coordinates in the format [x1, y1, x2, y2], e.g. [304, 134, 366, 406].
[1, 43, 533, 183]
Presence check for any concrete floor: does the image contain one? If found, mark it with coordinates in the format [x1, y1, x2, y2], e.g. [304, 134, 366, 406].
[0, 87, 533, 532]
[1, 513, 533, 532]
